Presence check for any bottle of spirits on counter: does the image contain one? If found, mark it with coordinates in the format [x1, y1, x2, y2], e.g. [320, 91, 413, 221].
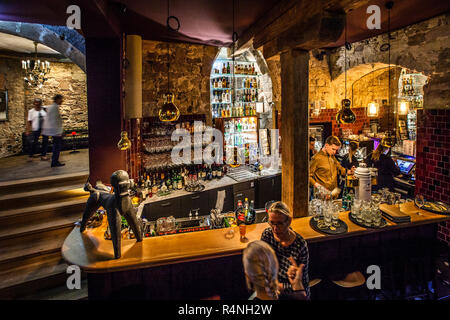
[236, 200, 245, 225]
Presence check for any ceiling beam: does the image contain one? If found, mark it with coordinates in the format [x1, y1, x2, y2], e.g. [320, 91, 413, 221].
[262, 9, 345, 60]
[237, 0, 368, 55]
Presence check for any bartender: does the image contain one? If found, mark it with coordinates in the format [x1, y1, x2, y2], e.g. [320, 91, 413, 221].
[309, 136, 355, 197]
[340, 141, 359, 170]
[365, 144, 401, 191]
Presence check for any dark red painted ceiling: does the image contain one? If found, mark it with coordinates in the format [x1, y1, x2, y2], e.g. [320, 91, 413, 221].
[0, 0, 449, 48]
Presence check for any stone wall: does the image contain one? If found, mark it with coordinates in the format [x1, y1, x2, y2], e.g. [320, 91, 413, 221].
[328, 13, 450, 110]
[142, 40, 218, 126]
[0, 57, 26, 157]
[0, 56, 87, 158]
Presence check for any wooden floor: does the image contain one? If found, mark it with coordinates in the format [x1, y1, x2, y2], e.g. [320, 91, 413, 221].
[0, 149, 89, 182]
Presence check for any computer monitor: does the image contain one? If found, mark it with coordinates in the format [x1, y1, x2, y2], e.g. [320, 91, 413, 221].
[396, 159, 415, 175]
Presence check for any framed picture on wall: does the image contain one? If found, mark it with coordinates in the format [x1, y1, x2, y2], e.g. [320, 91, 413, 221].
[0, 90, 7, 121]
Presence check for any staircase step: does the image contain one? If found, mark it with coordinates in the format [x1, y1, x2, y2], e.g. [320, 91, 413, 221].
[0, 171, 89, 195]
[0, 184, 88, 211]
[0, 197, 87, 225]
[0, 234, 65, 266]
[0, 252, 69, 299]
[18, 279, 88, 300]
[0, 211, 81, 242]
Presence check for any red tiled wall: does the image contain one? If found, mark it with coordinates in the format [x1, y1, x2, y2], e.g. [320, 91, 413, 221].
[309, 107, 382, 136]
[416, 109, 450, 245]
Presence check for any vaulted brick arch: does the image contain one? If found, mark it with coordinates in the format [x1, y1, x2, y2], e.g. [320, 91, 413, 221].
[0, 21, 85, 72]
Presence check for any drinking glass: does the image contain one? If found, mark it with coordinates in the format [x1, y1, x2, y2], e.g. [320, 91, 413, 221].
[239, 224, 247, 241]
[394, 193, 402, 208]
[323, 206, 332, 228]
[361, 200, 372, 225]
[352, 199, 361, 221]
[372, 206, 382, 227]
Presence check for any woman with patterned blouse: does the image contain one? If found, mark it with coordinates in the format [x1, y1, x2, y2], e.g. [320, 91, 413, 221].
[261, 201, 310, 298]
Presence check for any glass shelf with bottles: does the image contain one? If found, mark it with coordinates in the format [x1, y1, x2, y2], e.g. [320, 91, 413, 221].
[212, 77, 260, 89]
[212, 61, 258, 77]
[212, 103, 257, 119]
[398, 69, 426, 108]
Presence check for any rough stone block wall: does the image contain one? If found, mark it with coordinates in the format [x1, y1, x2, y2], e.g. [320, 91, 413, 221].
[142, 40, 218, 126]
[416, 109, 450, 245]
[0, 56, 87, 158]
[329, 13, 450, 110]
[0, 58, 26, 157]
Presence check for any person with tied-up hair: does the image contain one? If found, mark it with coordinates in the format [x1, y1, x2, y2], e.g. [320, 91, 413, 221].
[243, 240, 308, 300]
[260, 201, 310, 299]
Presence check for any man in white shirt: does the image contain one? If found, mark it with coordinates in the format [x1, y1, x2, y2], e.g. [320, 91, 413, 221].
[41, 94, 65, 167]
[26, 98, 47, 161]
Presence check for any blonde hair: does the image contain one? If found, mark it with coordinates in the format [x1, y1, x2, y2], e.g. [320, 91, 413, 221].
[268, 201, 292, 220]
[243, 240, 280, 299]
[372, 143, 386, 162]
[348, 141, 359, 163]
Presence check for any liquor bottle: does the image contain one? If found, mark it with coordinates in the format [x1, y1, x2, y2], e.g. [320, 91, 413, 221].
[244, 198, 249, 219]
[251, 63, 255, 75]
[222, 63, 226, 74]
[172, 171, 178, 190]
[216, 163, 222, 178]
[218, 78, 222, 88]
[177, 169, 183, 189]
[236, 200, 245, 225]
[227, 62, 230, 74]
[151, 174, 158, 194]
[166, 172, 172, 190]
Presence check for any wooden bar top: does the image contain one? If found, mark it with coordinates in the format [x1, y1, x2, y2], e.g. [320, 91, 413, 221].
[62, 201, 450, 273]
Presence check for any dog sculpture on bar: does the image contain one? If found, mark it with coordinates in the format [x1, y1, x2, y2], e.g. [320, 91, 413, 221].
[79, 170, 143, 259]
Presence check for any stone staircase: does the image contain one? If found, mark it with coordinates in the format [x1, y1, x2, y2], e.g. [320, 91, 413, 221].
[0, 172, 89, 299]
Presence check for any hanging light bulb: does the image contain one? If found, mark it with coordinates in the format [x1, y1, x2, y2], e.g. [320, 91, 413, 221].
[336, 98, 356, 124]
[117, 131, 131, 150]
[158, 0, 181, 122]
[336, 13, 356, 124]
[398, 100, 409, 115]
[367, 101, 379, 117]
[367, 65, 379, 117]
[159, 92, 180, 122]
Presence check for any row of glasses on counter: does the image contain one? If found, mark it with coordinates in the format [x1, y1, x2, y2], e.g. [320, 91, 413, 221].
[350, 194, 384, 227]
[309, 198, 345, 230]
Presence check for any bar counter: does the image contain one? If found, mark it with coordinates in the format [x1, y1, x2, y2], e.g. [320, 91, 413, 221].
[62, 201, 449, 273]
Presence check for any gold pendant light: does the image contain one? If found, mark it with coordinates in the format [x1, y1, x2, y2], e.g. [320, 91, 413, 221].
[159, 92, 180, 122]
[336, 13, 356, 124]
[158, 0, 180, 122]
[117, 131, 131, 150]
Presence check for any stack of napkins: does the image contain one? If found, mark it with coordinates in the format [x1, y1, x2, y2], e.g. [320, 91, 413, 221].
[379, 203, 411, 224]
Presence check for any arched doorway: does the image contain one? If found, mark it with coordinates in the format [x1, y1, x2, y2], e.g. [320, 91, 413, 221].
[0, 23, 88, 181]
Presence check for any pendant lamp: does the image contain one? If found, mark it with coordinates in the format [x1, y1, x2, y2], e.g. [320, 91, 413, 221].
[158, 0, 180, 122]
[336, 13, 356, 124]
[381, 1, 396, 148]
[117, 131, 131, 150]
[367, 64, 379, 117]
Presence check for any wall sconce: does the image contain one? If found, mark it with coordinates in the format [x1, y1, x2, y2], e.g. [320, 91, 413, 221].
[398, 100, 409, 115]
[367, 101, 379, 117]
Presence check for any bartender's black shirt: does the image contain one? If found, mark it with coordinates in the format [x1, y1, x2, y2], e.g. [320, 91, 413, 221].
[365, 153, 401, 191]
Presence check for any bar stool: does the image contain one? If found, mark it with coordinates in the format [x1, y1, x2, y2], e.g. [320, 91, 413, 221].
[330, 271, 369, 300]
[308, 278, 322, 299]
